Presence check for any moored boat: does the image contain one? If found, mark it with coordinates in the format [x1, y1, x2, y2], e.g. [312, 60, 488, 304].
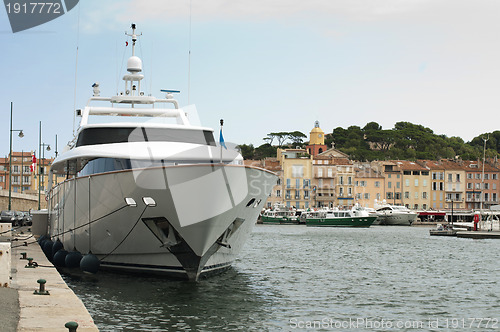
[46, 24, 278, 281]
[260, 204, 299, 224]
[304, 205, 377, 227]
[375, 204, 417, 226]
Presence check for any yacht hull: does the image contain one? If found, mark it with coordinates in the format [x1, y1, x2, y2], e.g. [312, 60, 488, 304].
[376, 212, 417, 226]
[48, 164, 277, 280]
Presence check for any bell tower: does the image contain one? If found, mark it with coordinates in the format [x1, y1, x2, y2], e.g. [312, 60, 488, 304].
[306, 121, 327, 157]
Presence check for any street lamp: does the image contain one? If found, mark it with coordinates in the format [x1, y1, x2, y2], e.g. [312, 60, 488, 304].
[8, 102, 24, 211]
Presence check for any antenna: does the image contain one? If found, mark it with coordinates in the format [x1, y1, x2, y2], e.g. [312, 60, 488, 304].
[125, 23, 142, 57]
[72, 2, 81, 136]
[188, 0, 192, 104]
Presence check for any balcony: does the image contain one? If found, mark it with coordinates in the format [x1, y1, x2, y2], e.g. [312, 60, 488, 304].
[445, 198, 463, 203]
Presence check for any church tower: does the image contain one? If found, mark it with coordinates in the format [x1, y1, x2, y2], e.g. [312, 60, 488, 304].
[306, 121, 327, 157]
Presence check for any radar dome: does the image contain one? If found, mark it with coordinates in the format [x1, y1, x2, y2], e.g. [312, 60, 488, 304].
[127, 56, 142, 73]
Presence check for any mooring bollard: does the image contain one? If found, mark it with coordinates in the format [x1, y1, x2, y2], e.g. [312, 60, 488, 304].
[20, 252, 27, 260]
[34, 278, 49, 295]
[25, 257, 36, 268]
[65, 321, 78, 332]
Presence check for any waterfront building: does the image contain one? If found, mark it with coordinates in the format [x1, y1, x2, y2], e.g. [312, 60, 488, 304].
[353, 162, 385, 208]
[375, 161, 403, 206]
[463, 160, 500, 209]
[305, 121, 327, 157]
[392, 160, 431, 210]
[277, 148, 313, 209]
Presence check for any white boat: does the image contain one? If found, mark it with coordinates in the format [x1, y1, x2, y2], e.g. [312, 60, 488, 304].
[47, 24, 277, 281]
[374, 201, 417, 226]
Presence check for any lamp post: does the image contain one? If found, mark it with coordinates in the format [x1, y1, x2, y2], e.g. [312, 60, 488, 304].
[37, 121, 51, 210]
[38, 143, 51, 209]
[8, 102, 24, 211]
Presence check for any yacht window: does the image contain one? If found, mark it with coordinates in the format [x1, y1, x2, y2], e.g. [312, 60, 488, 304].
[76, 127, 216, 147]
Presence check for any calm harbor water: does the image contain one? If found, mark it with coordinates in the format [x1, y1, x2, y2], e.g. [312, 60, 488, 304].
[64, 225, 500, 331]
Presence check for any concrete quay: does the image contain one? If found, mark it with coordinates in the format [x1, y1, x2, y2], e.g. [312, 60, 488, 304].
[1, 227, 99, 332]
[456, 230, 500, 239]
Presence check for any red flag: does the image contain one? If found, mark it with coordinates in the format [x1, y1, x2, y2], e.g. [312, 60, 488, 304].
[30, 152, 36, 172]
[126, 41, 128, 46]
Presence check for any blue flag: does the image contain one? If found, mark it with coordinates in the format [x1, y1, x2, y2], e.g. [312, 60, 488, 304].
[219, 129, 227, 149]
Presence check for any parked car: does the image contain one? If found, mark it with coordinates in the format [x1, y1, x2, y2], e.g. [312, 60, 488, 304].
[0, 210, 16, 224]
[21, 212, 32, 226]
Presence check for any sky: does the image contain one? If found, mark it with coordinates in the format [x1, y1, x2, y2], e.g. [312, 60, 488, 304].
[1, 0, 499, 159]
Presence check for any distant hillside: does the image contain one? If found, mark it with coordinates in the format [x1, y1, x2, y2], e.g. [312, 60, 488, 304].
[237, 121, 500, 161]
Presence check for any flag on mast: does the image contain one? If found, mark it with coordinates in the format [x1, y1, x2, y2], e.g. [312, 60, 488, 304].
[219, 129, 227, 149]
[219, 120, 227, 149]
[30, 152, 37, 172]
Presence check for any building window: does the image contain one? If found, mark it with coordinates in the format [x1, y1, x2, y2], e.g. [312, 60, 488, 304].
[327, 168, 332, 177]
[388, 182, 392, 189]
[13, 165, 19, 173]
[318, 179, 323, 187]
[415, 179, 419, 186]
[415, 192, 419, 199]
[422, 192, 427, 199]
[423, 180, 427, 187]
[493, 174, 498, 180]
[467, 183, 472, 189]
[375, 181, 380, 188]
[387, 192, 393, 199]
[277, 178, 281, 185]
[276, 190, 281, 197]
[12, 176, 19, 184]
[376, 193, 381, 200]
[23, 176, 30, 184]
[405, 179, 410, 187]
[295, 191, 300, 199]
[317, 168, 323, 177]
[396, 182, 400, 189]
[296, 179, 300, 189]
[364, 193, 370, 199]
[405, 192, 409, 199]
[286, 179, 291, 188]
[339, 187, 344, 196]
[292, 165, 304, 178]
[476, 173, 481, 179]
[348, 187, 352, 196]
[304, 190, 309, 199]
[467, 173, 472, 179]
[484, 174, 489, 180]
[414, 204, 418, 209]
[303, 179, 310, 188]
[456, 174, 460, 182]
[448, 174, 452, 182]
[423, 204, 427, 209]
[286, 190, 291, 199]
[395, 192, 401, 199]
[484, 183, 489, 190]
[339, 176, 344, 185]
[348, 177, 352, 185]
[493, 193, 497, 202]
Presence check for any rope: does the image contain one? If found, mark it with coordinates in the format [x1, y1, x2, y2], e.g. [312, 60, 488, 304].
[99, 205, 148, 262]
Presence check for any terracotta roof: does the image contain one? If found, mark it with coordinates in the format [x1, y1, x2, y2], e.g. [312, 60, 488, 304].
[462, 160, 499, 172]
[388, 160, 428, 171]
